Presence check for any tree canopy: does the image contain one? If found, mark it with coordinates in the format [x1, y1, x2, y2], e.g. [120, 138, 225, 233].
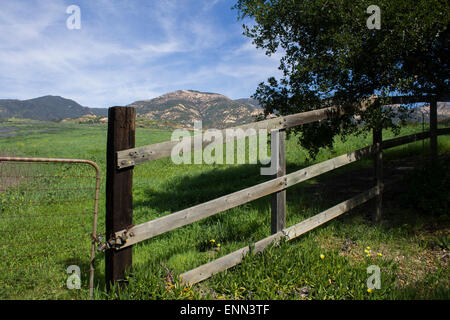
[235, 0, 449, 156]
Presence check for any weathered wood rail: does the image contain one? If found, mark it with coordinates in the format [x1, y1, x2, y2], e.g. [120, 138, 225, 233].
[116, 106, 338, 169]
[113, 145, 376, 249]
[105, 95, 449, 289]
[181, 186, 380, 285]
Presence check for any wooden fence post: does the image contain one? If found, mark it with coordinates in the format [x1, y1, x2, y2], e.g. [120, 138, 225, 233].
[106, 106, 135, 291]
[373, 127, 383, 223]
[429, 97, 438, 163]
[271, 129, 286, 234]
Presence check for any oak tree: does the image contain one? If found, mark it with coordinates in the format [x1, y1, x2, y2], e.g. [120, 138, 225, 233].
[235, 0, 449, 156]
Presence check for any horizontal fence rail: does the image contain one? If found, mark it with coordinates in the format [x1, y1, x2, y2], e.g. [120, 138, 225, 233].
[113, 145, 373, 249]
[111, 128, 449, 249]
[116, 106, 339, 169]
[115, 95, 446, 169]
[179, 128, 449, 284]
[181, 186, 381, 285]
[382, 128, 450, 149]
[105, 95, 449, 289]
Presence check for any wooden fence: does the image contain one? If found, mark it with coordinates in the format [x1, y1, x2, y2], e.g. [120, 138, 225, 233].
[103, 96, 449, 289]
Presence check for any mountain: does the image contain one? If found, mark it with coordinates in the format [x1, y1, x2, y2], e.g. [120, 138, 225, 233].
[408, 102, 450, 121]
[128, 90, 263, 128]
[0, 95, 107, 121]
[2, 92, 448, 128]
[234, 98, 260, 108]
[387, 102, 450, 122]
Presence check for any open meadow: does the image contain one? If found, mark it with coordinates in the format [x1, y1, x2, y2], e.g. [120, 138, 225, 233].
[0, 118, 449, 300]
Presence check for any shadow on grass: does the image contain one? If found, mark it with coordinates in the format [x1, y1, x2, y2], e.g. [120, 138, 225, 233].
[132, 147, 380, 217]
[134, 164, 267, 214]
[133, 137, 449, 233]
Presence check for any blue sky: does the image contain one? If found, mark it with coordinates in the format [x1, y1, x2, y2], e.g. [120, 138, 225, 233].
[0, 0, 282, 108]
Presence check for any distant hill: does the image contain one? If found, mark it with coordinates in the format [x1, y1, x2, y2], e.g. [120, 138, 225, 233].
[408, 102, 450, 122]
[128, 90, 263, 129]
[0, 95, 107, 121]
[234, 98, 260, 108]
[387, 102, 450, 122]
[3, 92, 445, 128]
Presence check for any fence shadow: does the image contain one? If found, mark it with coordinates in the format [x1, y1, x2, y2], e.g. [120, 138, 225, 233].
[133, 157, 335, 213]
[132, 149, 440, 233]
[132, 156, 375, 226]
[134, 164, 265, 213]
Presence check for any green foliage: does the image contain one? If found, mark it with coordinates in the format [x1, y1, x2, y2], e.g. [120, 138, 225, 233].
[1, 120, 449, 300]
[234, 0, 449, 157]
[434, 233, 450, 251]
[208, 238, 397, 300]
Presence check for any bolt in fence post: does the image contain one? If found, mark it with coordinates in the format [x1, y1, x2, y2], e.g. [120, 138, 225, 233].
[429, 97, 438, 164]
[373, 127, 383, 223]
[106, 106, 135, 292]
[271, 129, 286, 234]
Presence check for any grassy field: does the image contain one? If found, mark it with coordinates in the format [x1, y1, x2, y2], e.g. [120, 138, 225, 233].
[0, 118, 449, 300]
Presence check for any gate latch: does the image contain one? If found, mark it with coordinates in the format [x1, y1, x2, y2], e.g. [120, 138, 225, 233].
[92, 225, 134, 252]
[91, 234, 123, 252]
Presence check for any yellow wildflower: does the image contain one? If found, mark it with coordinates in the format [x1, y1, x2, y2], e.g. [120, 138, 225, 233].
[320, 254, 325, 260]
[367, 289, 372, 293]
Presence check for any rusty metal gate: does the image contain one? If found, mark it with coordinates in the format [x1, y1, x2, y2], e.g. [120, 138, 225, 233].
[0, 157, 100, 299]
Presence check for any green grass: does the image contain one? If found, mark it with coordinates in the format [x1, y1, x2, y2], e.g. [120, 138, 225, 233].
[0, 120, 172, 299]
[0, 161, 97, 299]
[0, 118, 449, 300]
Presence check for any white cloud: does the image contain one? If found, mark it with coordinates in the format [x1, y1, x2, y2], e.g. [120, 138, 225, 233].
[0, 0, 283, 107]
[202, 0, 223, 11]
